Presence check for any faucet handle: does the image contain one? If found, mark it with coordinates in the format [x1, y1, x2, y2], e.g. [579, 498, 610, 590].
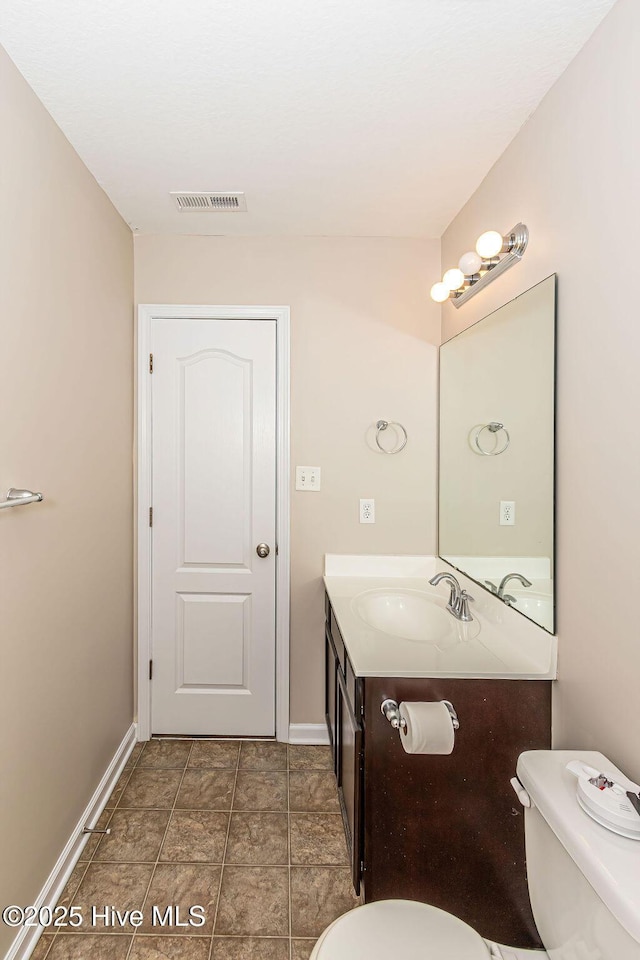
[484, 580, 498, 594]
[455, 590, 475, 622]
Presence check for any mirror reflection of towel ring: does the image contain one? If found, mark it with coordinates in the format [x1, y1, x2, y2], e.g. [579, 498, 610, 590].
[472, 421, 510, 456]
[375, 420, 408, 454]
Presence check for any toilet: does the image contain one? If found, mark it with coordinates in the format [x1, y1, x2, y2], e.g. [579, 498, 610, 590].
[311, 750, 640, 960]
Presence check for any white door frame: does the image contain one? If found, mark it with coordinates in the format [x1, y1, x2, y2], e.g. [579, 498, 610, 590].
[136, 304, 290, 742]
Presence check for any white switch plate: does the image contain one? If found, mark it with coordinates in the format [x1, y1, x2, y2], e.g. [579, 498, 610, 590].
[296, 466, 321, 491]
[360, 499, 375, 523]
[500, 500, 515, 525]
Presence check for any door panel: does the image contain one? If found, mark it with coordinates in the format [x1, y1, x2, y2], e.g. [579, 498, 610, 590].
[176, 593, 249, 687]
[151, 319, 276, 736]
[325, 630, 338, 769]
[181, 350, 251, 566]
[337, 669, 363, 893]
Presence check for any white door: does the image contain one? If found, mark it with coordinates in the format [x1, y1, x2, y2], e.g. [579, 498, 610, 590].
[150, 318, 276, 736]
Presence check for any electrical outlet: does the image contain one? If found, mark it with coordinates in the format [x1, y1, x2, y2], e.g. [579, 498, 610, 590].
[360, 499, 375, 523]
[500, 500, 515, 525]
[295, 466, 321, 491]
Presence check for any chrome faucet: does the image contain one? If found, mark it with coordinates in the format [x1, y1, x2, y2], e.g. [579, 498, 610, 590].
[484, 572, 532, 605]
[429, 572, 475, 622]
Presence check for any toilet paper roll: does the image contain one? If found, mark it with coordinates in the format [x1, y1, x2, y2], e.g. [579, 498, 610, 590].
[398, 701, 455, 755]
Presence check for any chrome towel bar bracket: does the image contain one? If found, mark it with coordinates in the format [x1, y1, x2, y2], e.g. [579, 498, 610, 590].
[0, 488, 44, 510]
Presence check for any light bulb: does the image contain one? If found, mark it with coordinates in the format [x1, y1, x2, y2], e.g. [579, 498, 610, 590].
[458, 251, 482, 276]
[430, 282, 450, 303]
[443, 268, 465, 291]
[476, 230, 505, 259]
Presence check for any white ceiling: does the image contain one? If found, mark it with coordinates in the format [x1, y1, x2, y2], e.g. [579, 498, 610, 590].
[1, 0, 616, 237]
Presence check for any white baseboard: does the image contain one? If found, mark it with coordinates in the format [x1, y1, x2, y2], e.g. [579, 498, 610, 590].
[288, 723, 330, 745]
[5, 723, 137, 960]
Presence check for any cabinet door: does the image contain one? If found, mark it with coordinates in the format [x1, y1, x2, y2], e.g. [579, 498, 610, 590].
[325, 630, 338, 770]
[337, 668, 363, 892]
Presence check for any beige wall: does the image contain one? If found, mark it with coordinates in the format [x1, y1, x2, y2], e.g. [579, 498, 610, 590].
[0, 45, 133, 952]
[134, 235, 440, 724]
[441, 0, 640, 779]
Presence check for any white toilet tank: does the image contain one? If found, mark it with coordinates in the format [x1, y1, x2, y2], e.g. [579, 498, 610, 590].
[517, 750, 640, 960]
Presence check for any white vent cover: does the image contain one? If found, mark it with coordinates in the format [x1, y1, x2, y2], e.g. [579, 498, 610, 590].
[170, 192, 247, 212]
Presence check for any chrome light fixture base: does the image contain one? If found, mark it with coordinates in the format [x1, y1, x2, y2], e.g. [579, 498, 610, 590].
[451, 223, 529, 308]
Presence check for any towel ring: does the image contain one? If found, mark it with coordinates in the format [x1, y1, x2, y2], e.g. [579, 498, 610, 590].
[472, 422, 510, 456]
[376, 420, 408, 454]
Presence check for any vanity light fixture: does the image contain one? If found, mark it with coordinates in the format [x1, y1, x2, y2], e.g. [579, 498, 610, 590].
[430, 223, 529, 308]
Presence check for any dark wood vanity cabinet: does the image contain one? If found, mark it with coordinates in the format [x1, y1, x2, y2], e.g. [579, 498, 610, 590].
[325, 596, 364, 891]
[324, 592, 552, 949]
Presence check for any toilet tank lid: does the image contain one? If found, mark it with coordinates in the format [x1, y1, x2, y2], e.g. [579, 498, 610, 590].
[517, 750, 640, 946]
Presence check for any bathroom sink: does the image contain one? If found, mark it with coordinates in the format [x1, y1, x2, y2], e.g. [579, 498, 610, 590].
[352, 588, 479, 645]
[509, 592, 554, 631]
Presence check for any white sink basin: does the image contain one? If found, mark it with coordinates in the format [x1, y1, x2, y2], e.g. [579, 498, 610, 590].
[351, 588, 480, 645]
[509, 592, 554, 632]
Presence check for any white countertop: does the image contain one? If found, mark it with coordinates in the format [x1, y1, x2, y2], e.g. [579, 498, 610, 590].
[323, 556, 557, 680]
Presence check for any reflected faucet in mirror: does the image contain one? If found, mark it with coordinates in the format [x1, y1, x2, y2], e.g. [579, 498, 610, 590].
[429, 572, 475, 622]
[485, 572, 532, 605]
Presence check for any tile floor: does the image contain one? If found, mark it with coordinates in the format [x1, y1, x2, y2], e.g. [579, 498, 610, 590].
[32, 740, 360, 960]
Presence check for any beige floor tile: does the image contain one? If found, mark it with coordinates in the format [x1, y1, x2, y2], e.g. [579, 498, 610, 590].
[233, 772, 288, 811]
[291, 940, 317, 960]
[288, 745, 333, 771]
[46, 739, 361, 959]
[46, 935, 132, 959]
[211, 937, 289, 959]
[30, 934, 54, 960]
[128, 935, 211, 959]
[56, 862, 89, 909]
[72, 863, 154, 933]
[239, 741, 287, 771]
[119, 770, 182, 809]
[159, 810, 229, 862]
[93, 809, 170, 862]
[188, 741, 240, 769]
[288, 772, 339, 813]
[105, 771, 133, 810]
[175, 770, 235, 810]
[138, 740, 192, 769]
[225, 812, 289, 864]
[140, 863, 221, 935]
[78, 810, 114, 860]
[290, 866, 358, 938]
[215, 866, 289, 937]
[290, 813, 348, 865]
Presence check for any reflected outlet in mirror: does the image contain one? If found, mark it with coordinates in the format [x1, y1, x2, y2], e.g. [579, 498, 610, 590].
[438, 275, 556, 633]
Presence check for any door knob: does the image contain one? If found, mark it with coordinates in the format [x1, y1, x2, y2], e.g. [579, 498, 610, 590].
[256, 543, 270, 558]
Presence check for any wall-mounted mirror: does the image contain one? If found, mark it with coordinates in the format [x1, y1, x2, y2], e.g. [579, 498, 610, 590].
[438, 275, 556, 632]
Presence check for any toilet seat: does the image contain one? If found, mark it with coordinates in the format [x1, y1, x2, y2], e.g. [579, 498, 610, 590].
[311, 899, 491, 960]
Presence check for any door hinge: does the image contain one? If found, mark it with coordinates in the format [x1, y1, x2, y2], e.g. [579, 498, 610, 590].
[149, 353, 153, 373]
[149, 659, 153, 680]
[149, 507, 153, 527]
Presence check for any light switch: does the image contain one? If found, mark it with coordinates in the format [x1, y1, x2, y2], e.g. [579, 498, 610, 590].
[296, 466, 321, 491]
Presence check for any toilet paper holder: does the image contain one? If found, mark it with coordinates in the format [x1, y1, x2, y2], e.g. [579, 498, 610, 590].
[380, 698, 460, 732]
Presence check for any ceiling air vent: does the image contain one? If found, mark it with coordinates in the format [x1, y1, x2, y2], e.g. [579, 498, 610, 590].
[170, 192, 247, 212]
